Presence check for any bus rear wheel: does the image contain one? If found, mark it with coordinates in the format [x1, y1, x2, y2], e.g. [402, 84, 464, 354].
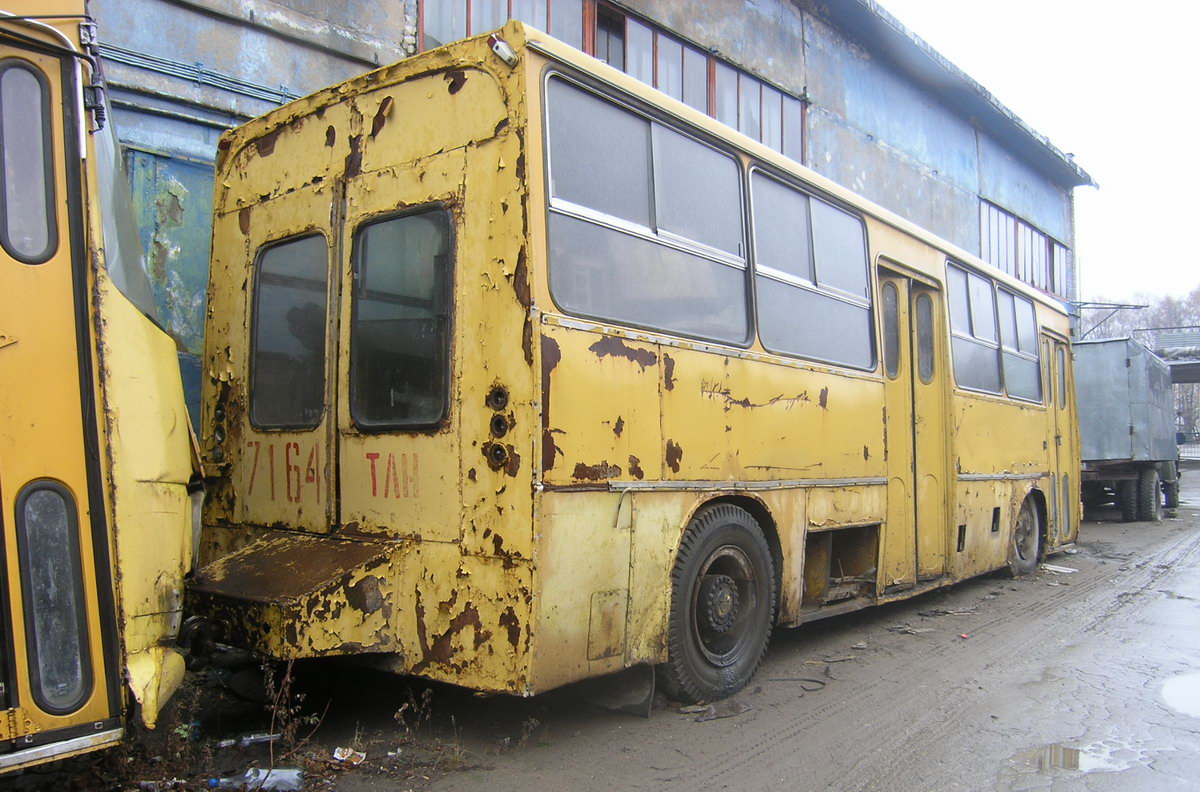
[1006, 497, 1041, 577]
[658, 504, 775, 703]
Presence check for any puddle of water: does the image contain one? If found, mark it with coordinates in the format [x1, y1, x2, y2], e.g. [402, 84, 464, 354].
[1162, 672, 1200, 718]
[1015, 741, 1138, 774]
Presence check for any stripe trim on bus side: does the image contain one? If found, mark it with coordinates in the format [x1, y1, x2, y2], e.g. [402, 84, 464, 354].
[955, 472, 1048, 482]
[542, 477, 888, 492]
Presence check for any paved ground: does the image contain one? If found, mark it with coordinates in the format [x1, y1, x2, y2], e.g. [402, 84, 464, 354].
[12, 469, 1200, 791]
[282, 465, 1200, 792]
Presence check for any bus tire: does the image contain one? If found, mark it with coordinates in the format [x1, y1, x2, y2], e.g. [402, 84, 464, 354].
[1117, 479, 1138, 523]
[1005, 497, 1041, 577]
[1137, 468, 1163, 522]
[658, 503, 775, 703]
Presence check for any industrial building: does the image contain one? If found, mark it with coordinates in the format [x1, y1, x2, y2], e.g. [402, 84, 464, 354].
[92, 0, 1092, 417]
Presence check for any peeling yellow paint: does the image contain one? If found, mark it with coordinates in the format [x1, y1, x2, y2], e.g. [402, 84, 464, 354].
[192, 22, 1079, 701]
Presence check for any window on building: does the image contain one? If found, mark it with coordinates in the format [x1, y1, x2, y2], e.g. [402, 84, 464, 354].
[546, 77, 748, 345]
[594, 6, 624, 69]
[419, 1, 806, 162]
[423, 0, 584, 49]
[980, 200, 1070, 299]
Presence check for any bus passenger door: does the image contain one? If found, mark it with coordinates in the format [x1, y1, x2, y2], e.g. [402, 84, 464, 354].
[0, 36, 121, 752]
[1048, 337, 1079, 543]
[878, 269, 948, 590]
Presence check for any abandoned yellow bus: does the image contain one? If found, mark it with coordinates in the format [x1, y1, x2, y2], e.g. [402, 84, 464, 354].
[0, 2, 196, 771]
[191, 21, 1080, 703]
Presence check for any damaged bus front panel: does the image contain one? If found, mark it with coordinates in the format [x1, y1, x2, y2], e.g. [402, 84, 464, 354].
[0, 1, 195, 772]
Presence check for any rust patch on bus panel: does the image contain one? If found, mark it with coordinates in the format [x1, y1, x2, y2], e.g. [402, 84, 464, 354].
[238, 207, 251, 235]
[663, 354, 676, 390]
[573, 461, 622, 481]
[588, 335, 657, 370]
[325, 125, 336, 147]
[370, 95, 393, 138]
[511, 247, 531, 308]
[613, 416, 624, 437]
[701, 380, 810, 411]
[665, 440, 683, 473]
[445, 70, 467, 94]
[819, 387, 829, 409]
[628, 455, 645, 479]
[254, 127, 282, 157]
[412, 588, 489, 672]
[503, 446, 521, 477]
[541, 335, 562, 471]
[344, 134, 363, 179]
[499, 606, 521, 650]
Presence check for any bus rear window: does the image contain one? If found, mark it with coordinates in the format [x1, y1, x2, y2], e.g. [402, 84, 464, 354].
[249, 234, 329, 429]
[350, 209, 452, 430]
[0, 60, 57, 264]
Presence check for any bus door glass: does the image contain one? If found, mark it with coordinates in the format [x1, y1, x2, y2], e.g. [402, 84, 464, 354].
[335, 146, 460, 539]
[878, 269, 948, 589]
[0, 40, 120, 742]
[238, 190, 336, 534]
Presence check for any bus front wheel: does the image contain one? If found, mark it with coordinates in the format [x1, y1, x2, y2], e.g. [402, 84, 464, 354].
[1006, 497, 1041, 577]
[658, 504, 776, 703]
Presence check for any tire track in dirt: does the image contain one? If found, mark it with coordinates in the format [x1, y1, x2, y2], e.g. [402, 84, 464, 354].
[662, 527, 1200, 791]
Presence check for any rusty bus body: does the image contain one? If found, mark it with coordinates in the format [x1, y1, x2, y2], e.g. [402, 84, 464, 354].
[192, 22, 1080, 701]
[0, 1, 196, 771]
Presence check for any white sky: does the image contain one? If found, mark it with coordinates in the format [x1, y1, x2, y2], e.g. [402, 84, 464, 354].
[876, 0, 1200, 302]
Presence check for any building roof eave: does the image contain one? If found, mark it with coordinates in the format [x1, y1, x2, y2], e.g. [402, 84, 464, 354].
[817, 0, 1095, 189]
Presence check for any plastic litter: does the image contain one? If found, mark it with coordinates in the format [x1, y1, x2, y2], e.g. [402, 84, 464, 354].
[216, 732, 280, 749]
[208, 767, 304, 790]
[333, 746, 366, 765]
[1041, 563, 1078, 574]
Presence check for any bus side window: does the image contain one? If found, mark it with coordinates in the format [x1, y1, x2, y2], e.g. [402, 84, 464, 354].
[545, 77, 749, 345]
[997, 289, 1041, 402]
[946, 264, 1001, 393]
[0, 60, 58, 264]
[752, 171, 874, 370]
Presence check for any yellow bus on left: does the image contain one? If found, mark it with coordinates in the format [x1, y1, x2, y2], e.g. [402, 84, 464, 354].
[0, 1, 198, 773]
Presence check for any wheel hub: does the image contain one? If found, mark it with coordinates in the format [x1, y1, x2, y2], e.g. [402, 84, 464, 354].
[700, 574, 739, 633]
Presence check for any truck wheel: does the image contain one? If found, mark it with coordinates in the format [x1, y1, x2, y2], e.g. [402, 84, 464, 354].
[1164, 480, 1180, 509]
[1138, 469, 1163, 522]
[1005, 497, 1041, 577]
[1117, 479, 1138, 522]
[1163, 462, 1180, 509]
[657, 503, 775, 703]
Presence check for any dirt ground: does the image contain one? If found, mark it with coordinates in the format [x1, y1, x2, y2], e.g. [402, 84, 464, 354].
[7, 465, 1200, 791]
